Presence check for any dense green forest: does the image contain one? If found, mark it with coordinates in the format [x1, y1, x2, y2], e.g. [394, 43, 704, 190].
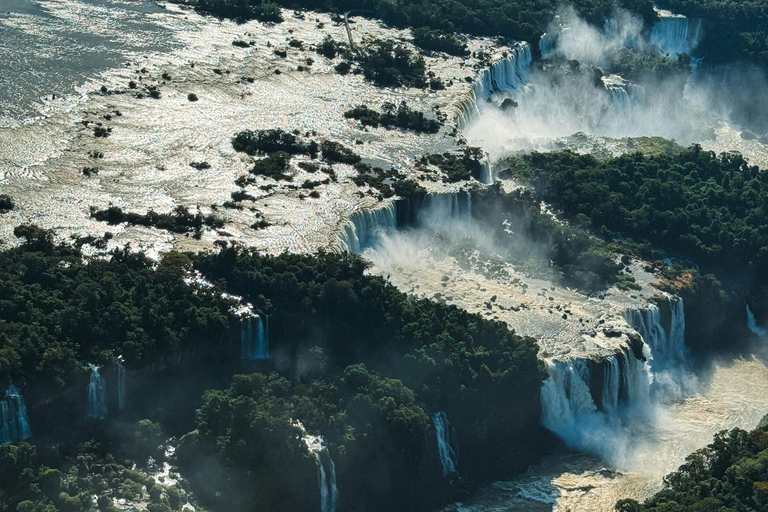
[0, 230, 549, 512]
[503, 147, 768, 288]
[615, 418, 768, 512]
[195, 0, 657, 48]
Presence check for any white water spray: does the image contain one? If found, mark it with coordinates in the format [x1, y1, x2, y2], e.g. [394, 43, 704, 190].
[433, 412, 459, 476]
[0, 385, 32, 442]
[651, 11, 701, 57]
[241, 316, 269, 360]
[87, 364, 108, 420]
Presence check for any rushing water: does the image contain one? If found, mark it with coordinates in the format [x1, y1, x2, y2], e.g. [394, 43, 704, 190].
[87, 363, 108, 419]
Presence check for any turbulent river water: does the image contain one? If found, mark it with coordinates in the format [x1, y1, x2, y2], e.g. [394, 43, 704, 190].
[3, 3, 768, 512]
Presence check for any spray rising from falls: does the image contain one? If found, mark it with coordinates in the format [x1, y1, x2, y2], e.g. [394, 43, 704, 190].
[433, 412, 459, 477]
[87, 364, 108, 420]
[0, 385, 32, 443]
[117, 357, 126, 410]
[241, 316, 269, 360]
[747, 305, 767, 336]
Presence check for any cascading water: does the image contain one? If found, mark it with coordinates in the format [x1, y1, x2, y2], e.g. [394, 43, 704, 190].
[458, 44, 532, 127]
[339, 201, 398, 254]
[651, 12, 701, 57]
[539, 347, 653, 464]
[625, 299, 686, 370]
[432, 412, 459, 477]
[0, 385, 32, 442]
[746, 304, 767, 335]
[418, 191, 472, 228]
[539, 33, 556, 59]
[316, 447, 338, 512]
[241, 316, 269, 360]
[87, 364, 108, 420]
[117, 357, 126, 410]
[296, 421, 339, 512]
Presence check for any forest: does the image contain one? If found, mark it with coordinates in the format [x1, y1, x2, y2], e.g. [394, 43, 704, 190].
[503, 147, 768, 288]
[0, 230, 549, 512]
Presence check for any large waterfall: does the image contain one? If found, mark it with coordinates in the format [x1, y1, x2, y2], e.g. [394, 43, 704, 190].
[457, 44, 532, 127]
[540, 347, 653, 463]
[117, 357, 126, 410]
[87, 364, 108, 420]
[241, 316, 269, 360]
[432, 412, 459, 477]
[747, 304, 767, 335]
[0, 385, 32, 443]
[651, 13, 702, 57]
[339, 201, 398, 254]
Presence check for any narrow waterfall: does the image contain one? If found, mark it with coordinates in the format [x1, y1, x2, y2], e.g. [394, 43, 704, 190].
[651, 13, 701, 57]
[457, 44, 532, 127]
[87, 364, 108, 420]
[241, 316, 269, 360]
[539, 347, 652, 461]
[418, 191, 472, 227]
[117, 357, 126, 410]
[747, 304, 767, 335]
[432, 412, 459, 476]
[296, 421, 339, 512]
[0, 385, 32, 442]
[339, 201, 398, 254]
[539, 32, 556, 59]
[316, 447, 339, 512]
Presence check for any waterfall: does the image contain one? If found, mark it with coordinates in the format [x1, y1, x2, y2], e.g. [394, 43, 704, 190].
[457, 44, 532, 127]
[539, 32, 556, 59]
[241, 316, 269, 360]
[117, 357, 126, 410]
[432, 412, 459, 476]
[539, 347, 652, 462]
[0, 385, 32, 443]
[418, 191, 472, 227]
[296, 421, 338, 512]
[651, 13, 700, 57]
[316, 447, 338, 512]
[624, 299, 686, 370]
[339, 201, 398, 254]
[87, 364, 108, 420]
[747, 305, 767, 335]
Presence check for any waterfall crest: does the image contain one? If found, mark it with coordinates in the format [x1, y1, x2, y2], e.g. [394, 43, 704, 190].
[747, 304, 767, 335]
[117, 357, 126, 410]
[432, 412, 459, 476]
[241, 316, 269, 360]
[651, 13, 701, 57]
[0, 385, 32, 442]
[87, 364, 108, 420]
[457, 44, 532, 127]
[339, 201, 398, 254]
